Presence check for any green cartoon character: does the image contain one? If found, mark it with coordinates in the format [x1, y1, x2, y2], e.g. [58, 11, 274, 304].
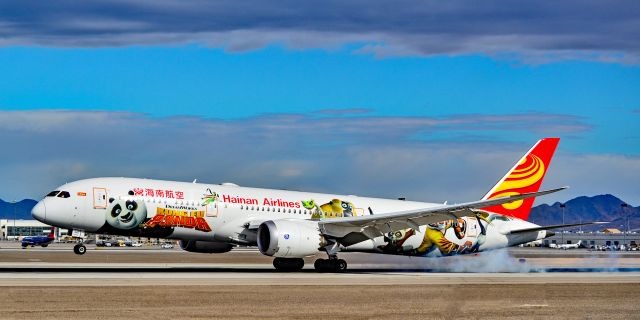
[202, 188, 219, 206]
[301, 199, 322, 218]
[302, 199, 316, 210]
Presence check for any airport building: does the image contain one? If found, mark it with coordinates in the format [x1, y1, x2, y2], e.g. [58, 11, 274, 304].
[543, 231, 640, 249]
[0, 219, 54, 240]
[0, 219, 166, 245]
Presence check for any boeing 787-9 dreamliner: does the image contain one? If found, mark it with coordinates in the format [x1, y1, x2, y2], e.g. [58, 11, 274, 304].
[31, 138, 601, 271]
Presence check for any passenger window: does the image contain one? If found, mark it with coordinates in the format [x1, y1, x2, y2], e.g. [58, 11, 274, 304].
[46, 191, 60, 197]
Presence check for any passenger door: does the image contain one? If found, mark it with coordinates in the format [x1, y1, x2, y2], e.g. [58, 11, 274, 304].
[466, 217, 479, 238]
[205, 201, 219, 217]
[93, 187, 108, 209]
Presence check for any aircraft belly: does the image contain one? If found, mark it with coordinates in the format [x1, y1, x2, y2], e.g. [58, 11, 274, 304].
[165, 228, 210, 241]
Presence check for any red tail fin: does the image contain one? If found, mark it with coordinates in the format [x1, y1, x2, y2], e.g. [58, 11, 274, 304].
[482, 138, 560, 220]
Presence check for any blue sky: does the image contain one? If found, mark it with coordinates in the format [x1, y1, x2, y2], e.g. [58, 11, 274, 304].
[0, 1, 639, 204]
[2, 45, 637, 154]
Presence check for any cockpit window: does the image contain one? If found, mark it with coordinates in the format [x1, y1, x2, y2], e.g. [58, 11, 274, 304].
[46, 191, 60, 197]
[57, 191, 71, 198]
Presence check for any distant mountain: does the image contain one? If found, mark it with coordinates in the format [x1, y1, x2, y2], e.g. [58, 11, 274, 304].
[530, 194, 639, 231]
[0, 199, 38, 220]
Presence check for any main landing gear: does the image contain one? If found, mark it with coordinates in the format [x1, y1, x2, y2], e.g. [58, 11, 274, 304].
[271, 257, 347, 272]
[273, 257, 304, 271]
[73, 244, 86, 255]
[314, 257, 347, 272]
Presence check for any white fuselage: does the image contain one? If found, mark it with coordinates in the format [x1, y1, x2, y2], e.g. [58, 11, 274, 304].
[32, 177, 548, 257]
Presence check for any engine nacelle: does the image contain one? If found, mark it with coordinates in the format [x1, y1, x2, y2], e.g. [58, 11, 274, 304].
[179, 240, 233, 253]
[257, 219, 323, 258]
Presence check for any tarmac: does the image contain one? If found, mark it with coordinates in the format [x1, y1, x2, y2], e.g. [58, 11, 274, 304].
[1, 243, 639, 319]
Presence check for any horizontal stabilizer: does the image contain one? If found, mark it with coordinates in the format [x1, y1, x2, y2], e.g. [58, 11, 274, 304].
[508, 221, 610, 234]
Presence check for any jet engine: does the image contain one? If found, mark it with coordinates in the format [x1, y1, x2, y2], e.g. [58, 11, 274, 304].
[257, 219, 324, 258]
[178, 240, 233, 253]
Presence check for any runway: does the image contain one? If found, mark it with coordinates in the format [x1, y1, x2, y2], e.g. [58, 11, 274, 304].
[1, 275, 638, 319]
[1, 244, 640, 319]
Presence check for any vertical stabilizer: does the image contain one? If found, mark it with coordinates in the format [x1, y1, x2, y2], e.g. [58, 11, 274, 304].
[482, 138, 560, 220]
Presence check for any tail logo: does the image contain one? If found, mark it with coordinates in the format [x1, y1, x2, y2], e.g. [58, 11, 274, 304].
[486, 154, 546, 210]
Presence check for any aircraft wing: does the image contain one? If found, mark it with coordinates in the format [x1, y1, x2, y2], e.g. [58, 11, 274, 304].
[318, 187, 566, 245]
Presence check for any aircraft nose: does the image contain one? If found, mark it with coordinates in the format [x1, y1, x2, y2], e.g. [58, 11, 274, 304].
[31, 201, 46, 223]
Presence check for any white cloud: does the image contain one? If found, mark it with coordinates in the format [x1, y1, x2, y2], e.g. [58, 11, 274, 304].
[0, 110, 636, 206]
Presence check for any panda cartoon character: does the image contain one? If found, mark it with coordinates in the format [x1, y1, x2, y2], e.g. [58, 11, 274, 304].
[105, 197, 147, 230]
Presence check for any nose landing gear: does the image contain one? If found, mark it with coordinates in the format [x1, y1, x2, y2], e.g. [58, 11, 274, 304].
[73, 244, 86, 255]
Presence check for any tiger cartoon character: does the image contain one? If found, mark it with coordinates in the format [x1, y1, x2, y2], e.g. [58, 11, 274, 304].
[414, 218, 474, 256]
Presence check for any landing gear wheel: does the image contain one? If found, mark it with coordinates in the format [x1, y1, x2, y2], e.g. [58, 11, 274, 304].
[314, 259, 327, 270]
[337, 259, 347, 271]
[273, 257, 304, 271]
[314, 258, 347, 272]
[73, 244, 86, 255]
